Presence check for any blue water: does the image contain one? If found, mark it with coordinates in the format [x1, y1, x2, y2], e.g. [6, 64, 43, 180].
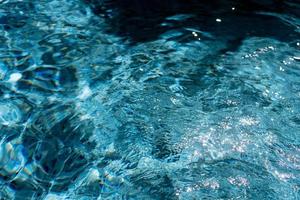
[0, 0, 300, 199]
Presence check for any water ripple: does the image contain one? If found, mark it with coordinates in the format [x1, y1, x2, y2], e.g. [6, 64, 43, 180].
[0, 0, 299, 199]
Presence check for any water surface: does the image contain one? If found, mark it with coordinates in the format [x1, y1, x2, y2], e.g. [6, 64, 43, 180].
[0, 0, 299, 199]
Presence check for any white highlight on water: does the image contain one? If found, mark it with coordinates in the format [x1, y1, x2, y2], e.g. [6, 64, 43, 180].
[78, 85, 92, 100]
[8, 73, 22, 83]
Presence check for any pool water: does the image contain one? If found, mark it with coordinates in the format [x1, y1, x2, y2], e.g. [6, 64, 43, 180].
[0, 0, 299, 199]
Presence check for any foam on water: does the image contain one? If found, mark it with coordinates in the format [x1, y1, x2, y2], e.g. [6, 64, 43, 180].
[0, 0, 299, 199]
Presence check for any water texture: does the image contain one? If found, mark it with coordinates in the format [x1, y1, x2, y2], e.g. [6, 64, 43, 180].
[0, 0, 299, 199]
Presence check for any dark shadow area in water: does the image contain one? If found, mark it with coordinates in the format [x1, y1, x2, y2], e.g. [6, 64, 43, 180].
[85, 0, 300, 44]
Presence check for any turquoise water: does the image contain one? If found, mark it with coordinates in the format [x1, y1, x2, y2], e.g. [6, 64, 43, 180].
[0, 0, 300, 199]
